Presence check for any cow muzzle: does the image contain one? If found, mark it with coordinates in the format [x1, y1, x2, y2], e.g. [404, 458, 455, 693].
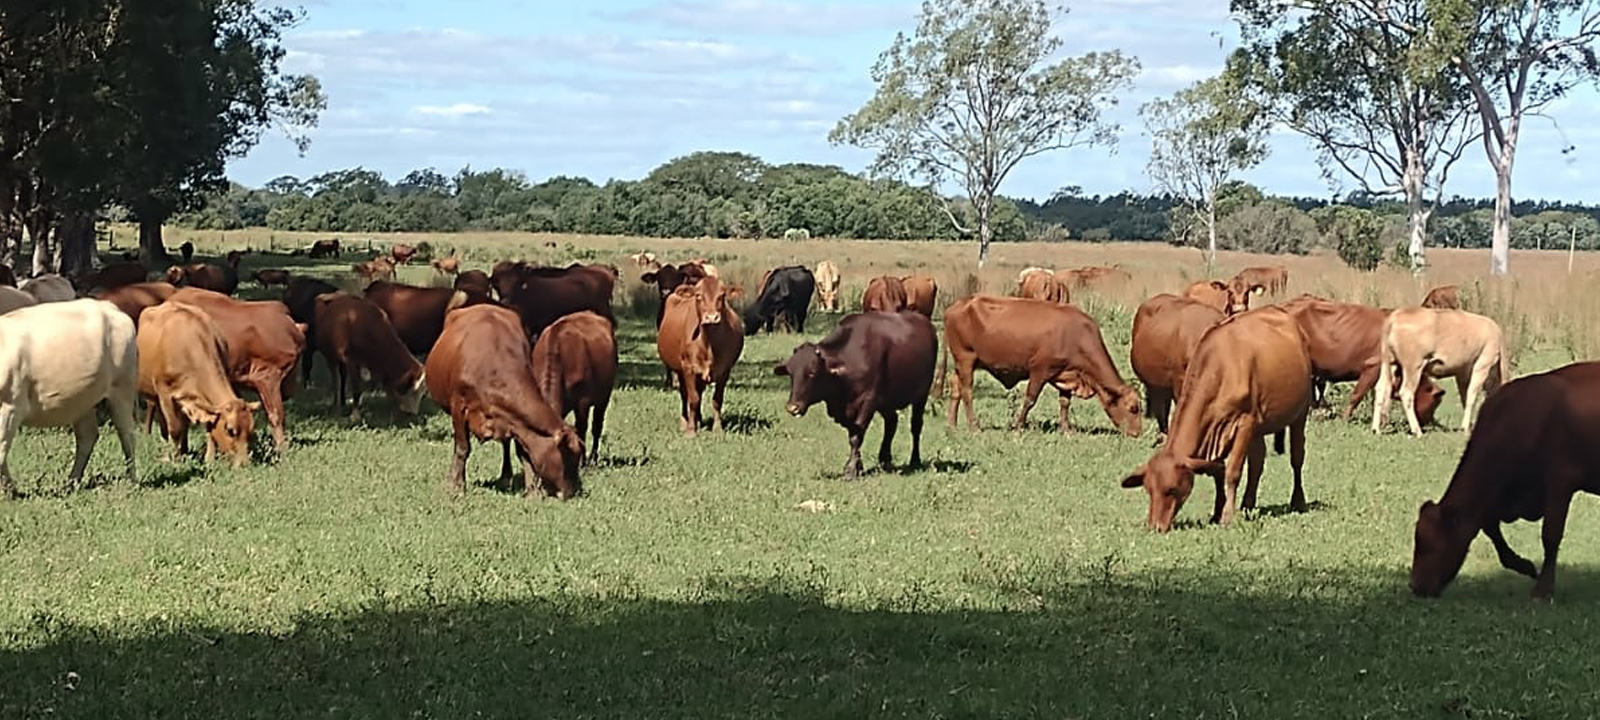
[701, 311, 722, 325]
[786, 402, 803, 417]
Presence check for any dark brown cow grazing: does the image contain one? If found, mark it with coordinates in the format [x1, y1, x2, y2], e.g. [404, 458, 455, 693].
[179, 241, 195, 264]
[1130, 294, 1223, 435]
[166, 263, 239, 295]
[1121, 307, 1313, 532]
[862, 276, 909, 313]
[640, 262, 708, 326]
[1422, 285, 1461, 310]
[363, 280, 487, 356]
[253, 269, 291, 288]
[902, 275, 938, 317]
[313, 293, 428, 421]
[658, 276, 744, 434]
[775, 311, 937, 479]
[284, 277, 340, 384]
[94, 282, 176, 327]
[1412, 362, 1600, 599]
[454, 269, 492, 297]
[167, 288, 307, 450]
[390, 244, 418, 265]
[1279, 295, 1443, 425]
[85, 262, 149, 292]
[531, 311, 616, 464]
[500, 264, 616, 338]
[1231, 265, 1289, 296]
[1017, 269, 1070, 304]
[426, 304, 583, 498]
[309, 239, 341, 258]
[943, 295, 1142, 435]
[1184, 280, 1249, 315]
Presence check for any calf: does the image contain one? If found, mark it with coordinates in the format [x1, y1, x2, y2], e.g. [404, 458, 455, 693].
[362, 280, 487, 356]
[658, 276, 745, 435]
[943, 295, 1142, 435]
[1422, 285, 1460, 310]
[1230, 265, 1289, 296]
[1279, 295, 1443, 425]
[1184, 280, 1249, 315]
[1120, 308, 1314, 532]
[862, 276, 909, 313]
[167, 262, 239, 295]
[531, 311, 616, 464]
[313, 293, 428, 421]
[284, 277, 339, 384]
[775, 311, 937, 479]
[426, 304, 583, 498]
[640, 262, 708, 327]
[20, 274, 74, 303]
[309, 239, 341, 258]
[84, 262, 150, 292]
[1373, 308, 1507, 436]
[253, 269, 291, 288]
[1411, 362, 1600, 599]
[1129, 293, 1223, 435]
[0, 300, 139, 497]
[814, 260, 841, 312]
[902, 275, 938, 317]
[168, 288, 307, 450]
[137, 302, 257, 466]
[94, 281, 176, 327]
[744, 265, 815, 336]
[1017, 269, 1069, 304]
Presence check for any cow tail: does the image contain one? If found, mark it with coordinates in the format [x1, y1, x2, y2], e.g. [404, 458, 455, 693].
[1273, 430, 1285, 455]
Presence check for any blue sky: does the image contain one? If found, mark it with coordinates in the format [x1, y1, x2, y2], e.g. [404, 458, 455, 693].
[228, 0, 1600, 202]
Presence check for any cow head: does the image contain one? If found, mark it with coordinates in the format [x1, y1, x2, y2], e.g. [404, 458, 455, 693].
[1120, 452, 1224, 532]
[392, 369, 428, 415]
[521, 425, 584, 500]
[1222, 280, 1251, 315]
[1410, 500, 1473, 597]
[194, 397, 261, 468]
[226, 250, 244, 269]
[1414, 379, 1446, 426]
[774, 342, 845, 416]
[164, 266, 186, 284]
[1104, 386, 1144, 437]
[675, 276, 741, 334]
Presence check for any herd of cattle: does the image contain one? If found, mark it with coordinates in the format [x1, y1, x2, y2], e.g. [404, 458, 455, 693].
[0, 245, 1590, 600]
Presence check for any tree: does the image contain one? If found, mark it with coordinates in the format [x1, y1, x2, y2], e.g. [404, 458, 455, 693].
[1230, 0, 1479, 272]
[1141, 76, 1269, 263]
[830, 0, 1139, 265]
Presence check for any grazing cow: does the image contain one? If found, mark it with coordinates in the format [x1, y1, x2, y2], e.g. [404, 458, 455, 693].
[454, 269, 492, 298]
[352, 256, 396, 284]
[179, 241, 194, 264]
[0, 264, 15, 287]
[313, 293, 428, 421]
[862, 276, 910, 313]
[1279, 295, 1444, 425]
[391, 244, 418, 265]
[1411, 362, 1600, 599]
[0, 287, 35, 314]
[745, 266, 815, 336]
[94, 282, 176, 327]
[658, 276, 744, 435]
[166, 263, 239, 295]
[225, 250, 245, 269]
[814, 260, 841, 312]
[0, 300, 139, 497]
[1061, 266, 1132, 289]
[1184, 280, 1249, 315]
[775, 311, 937, 479]
[1120, 308, 1314, 532]
[426, 304, 583, 498]
[1017, 269, 1069, 304]
[18, 274, 74, 303]
[943, 295, 1142, 435]
[253, 269, 291, 288]
[1016, 267, 1051, 284]
[1129, 294, 1224, 435]
[283, 277, 340, 384]
[1422, 285, 1461, 310]
[1374, 308, 1507, 436]
[902, 275, 938, 317]
[1230, 266, 1289, 296]
[531, 311, 616, 464]
[136, 302, 258, 466]
[640, 262, 709, 327]
[83, 262, 149, 292]
[362, 281, 487, 356]
[431, 255, 460, 275]
[630, 251, 659, 270]
[167, 288, 307, 450]
[309, 239, 341, 258]
[500, 264, 616, 338]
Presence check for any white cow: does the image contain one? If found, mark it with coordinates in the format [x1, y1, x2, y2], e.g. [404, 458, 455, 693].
[19, 274, 76, 303]
[1372, 307, 1508, 437]
[0, 299, 140, 497]
[0, 287, 37, 315]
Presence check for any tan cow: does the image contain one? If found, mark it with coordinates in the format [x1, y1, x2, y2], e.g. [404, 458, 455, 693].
[1422, 285, 1460, 310]
[815, 260, 841, 312]
[1373, 308, 1508, 436]
[658, 276, 744, 434]
[901, 274, 938, 316]
[1230, 266, 1289, 296]
[137, 303, 258, 466]
[1184, 280, 1249, 315]
[862, 276, 910, 313]
[1017, 269, 1069, 304]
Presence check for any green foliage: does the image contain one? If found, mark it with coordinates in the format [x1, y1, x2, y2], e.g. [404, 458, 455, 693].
[1315, 205, 1387, 270]
[1216, 199, 1315, 254]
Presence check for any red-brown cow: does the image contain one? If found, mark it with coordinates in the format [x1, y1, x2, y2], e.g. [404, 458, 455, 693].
[901, 275, 938, 317]
[167, 288, 307, 450]
[531, 311, 616, 464]
[1279, 295, 1443, 425]
[284, 277, 340, 384]
[454, 269, 492, 298]
[253, 269, 291, 288]
[353, 256, 396, 284]
[390, 244, 419, 265]
[1129, 293, 1223, 435]
[1422, 285, 1460, 310]
[309, 239, 341, 258]
[137, 302, 258, 466]
[166, 263, 239, 296]
[500, 264, 616, 338]
[94, 282, 176, 327]
[658, 276, 744, 434]
[362, 280, 489, 356]
[313, 293, 428, 421]
[1230, 266, 1289, 296]
[432, 255, 460, 275]
[1184, 280, 1249, 315]
[1017, 269, 1070, 304]
[862, 276, 909, 313]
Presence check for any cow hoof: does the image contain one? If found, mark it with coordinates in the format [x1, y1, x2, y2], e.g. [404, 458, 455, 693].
[1531, 589, 1555, 603]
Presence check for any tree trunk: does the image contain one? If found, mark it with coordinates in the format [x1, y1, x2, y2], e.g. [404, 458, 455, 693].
[0, 176, 18, 269]
[1205, 199, 1217, 266]
[58, 212, 97, 278]
[29, 220, 57, 276]
[1490, 158, 1513, 276]
[1402, 151, 1428, 272]
[975, 193, 993, 267]
[138, 215, 170, 266]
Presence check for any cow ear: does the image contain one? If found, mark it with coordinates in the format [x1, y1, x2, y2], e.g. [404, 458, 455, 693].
[641, 272, 658, 283]
[773, 363, 789, 377]
[672, 285, 696, 298]
[726, 285, 745, 299]
[1120, 466, 1146, 489]
[245, 401, 262, 412]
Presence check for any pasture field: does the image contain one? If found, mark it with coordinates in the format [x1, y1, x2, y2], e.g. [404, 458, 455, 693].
[3, 230, 1600, 718]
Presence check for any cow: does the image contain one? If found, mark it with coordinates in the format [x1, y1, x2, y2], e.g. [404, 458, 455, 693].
[225, 250, 245, 269]
[1230, 266, 1289, 296]
[658, 276, 744, 435]
[1017, 269, 1069, 304]
[0, 264, 15, 287]
[1061, 266, 1132, 289]
[1120, 307, 1314, 532]
[391, 244, 418, 265]
[862, 276, 909, 313]
[1422, 285, 1460, 310]
[313, 293, 428, 422]
[531, 311, 616, 465]
[942, 295, 1142, 436]
[1184, 280, 1249, 315]
[309, 239, 341, 258]
[1373, 308, 1507, 436]
[426, 304, 583, 498]
[136, 302, 258, 466]
[689, 258, 720, 278]
[352, 256, 396, 284]
[640, 262, 708, 327]
[454, 269, 492, 298]
[0, 287, 36, 315]
[815, 260, 841, 312]
[0, 300, 139, 498]
[1129, 294, 1224, 435]
[179, 241, 195, 264]
[362, 281, 487, 356]
[283, 277, 339, 384]
[431, 255, 460, 275]
[166, 263, 239, 296]
[1279, 295, 1444, 426]
[83, 262, 149, 292]
[629, 251, 659, 270]
[19, 275, 74, 303]
[253, 269, 291, 288]
[94, 282, 176, 327]
[1410, 362, 1600, 600]
[1016, 267, 1051, 284]
[902, 275, 938, 317]
[775, 311, 937, 479]
[745, 266, 815, 336]
[167, 288, 307, 450]
[500, 264, 615, 338]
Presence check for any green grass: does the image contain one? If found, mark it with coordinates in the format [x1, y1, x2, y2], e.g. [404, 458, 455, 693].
[2, 247, 1597, 718]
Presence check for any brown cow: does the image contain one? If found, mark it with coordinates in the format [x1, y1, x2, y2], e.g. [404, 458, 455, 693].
[1411, 362, 1600, 599]
[640, 262, 708, 327]
[943, 295, 1142, 435]
[309, 239, 341, 258]
[353, 256, 396, 284]
[862, 276, 909, 313]
[1231, 265, 1289, 296]
[500, 264, 615, 338]
[815, 260, 841, 312]
[137, 302, 258, 466]
[225, 250, 245, 269]
[1061, 266, 1132, 289]
[362, 280, 487, 356]
[1017, 269, 1070, 304]
[1129, 294, 1223, 435]
[1184, 280, 1249, 315]
[166, 263, 239, 295]
[431, 254, 460, 275]
[253, 269, 291, 288]
[391, 244, 418, 265]
[1422, 285, 1460, 310]
[531, 311, 616, 464]
[1374, 308, 1507, 436]
[454, 269, 492, 298]
[1279, 295, 1444, 425]
[658, 276, 744, 435]
[902, 275, 938, 317]
[283, 277, 340, 385]
[426, 304, 583, 498]
[313, 293, 428, 421]
[1120, 307, 1313, 532]
[94, 282, 176, 327]
[85, 262, 150, 292]
[167, 288, 307, 450]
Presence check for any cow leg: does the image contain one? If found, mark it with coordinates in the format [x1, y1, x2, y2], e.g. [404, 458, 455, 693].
[0, 408, 18, 499]
[255, 376, 288, 450]
[844, 424, 865, 480]
[1483, 522, 1538, 578]
[573, 403, 592, 466]
[1398, 368, 1424, 437]
[1216, 426, 1255, 526]
[345, 362, 364, 423]
[1462, 358, 1495, 435]
[1371, 359, 1397, 434]
[446, 417, 471, 495]
[1011, 375, 1044, 431]
[331, 360, 347, 414]
[1241, 435, 1267, 512]
[1311, 377, 1328, 409]
[1147, 386, 1173, 436]
[106, 391, 140, 485]
[796, 307, 808, 334]
[1288, 412, 1308, 512]
[158, 394, 187, 459]
[675, 375, 693, 434]
[1056, 393, 1073, 435]
[1533, 494, 1572, 599]
[949, 356, 979, 431]
[1345, 365, 1381, 422]
[877, 409, 897, 469]
[590, 402, 607, 464]
[67, 414, 99, 487]
[683, 378, 703, 436]
[909, 402, 925, 469]
[711, 379, 727, 434]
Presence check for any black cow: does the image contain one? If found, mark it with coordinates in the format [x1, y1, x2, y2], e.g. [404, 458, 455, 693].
[774, 311, 937, 479]
[745, 265, 815, 336]
[284, 277, 340, 384]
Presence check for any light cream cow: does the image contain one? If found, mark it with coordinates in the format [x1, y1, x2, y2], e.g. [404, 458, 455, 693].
[0, 299, 140, 497]
[814, 260, 841, 312]
[19, 274, 76, 303]
[1372, 308, 1508, 437]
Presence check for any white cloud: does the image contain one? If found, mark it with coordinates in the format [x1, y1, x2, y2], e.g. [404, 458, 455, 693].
[413, 103, 491, 118]
[612, 0, 914, 36]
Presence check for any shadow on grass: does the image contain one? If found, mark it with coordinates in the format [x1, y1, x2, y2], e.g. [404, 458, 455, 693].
[718, 411, 774, 435]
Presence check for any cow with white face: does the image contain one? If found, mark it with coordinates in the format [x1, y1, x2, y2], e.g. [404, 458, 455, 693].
[0, 299, 140, 497]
